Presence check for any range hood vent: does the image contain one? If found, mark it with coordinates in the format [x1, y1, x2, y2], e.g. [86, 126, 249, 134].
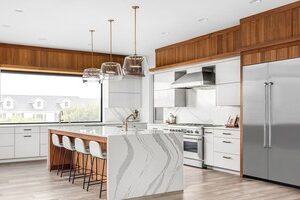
[171, 66, 215, 89]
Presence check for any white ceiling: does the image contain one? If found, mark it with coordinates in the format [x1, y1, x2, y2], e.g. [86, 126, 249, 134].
[0, 0, 297, 65]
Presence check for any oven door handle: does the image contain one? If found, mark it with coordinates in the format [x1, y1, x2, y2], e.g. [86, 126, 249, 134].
[184, 138, 203, 142]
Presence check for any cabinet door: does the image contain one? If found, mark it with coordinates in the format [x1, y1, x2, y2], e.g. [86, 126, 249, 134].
[15, 133, 40, 158]
[204, 129, 214, 166]
[216, 83, 240, 106]
[154, 89, 185, 107]
[216, 59, 240, 84]
[154, 71, 175, 91]
[0, 146, 14, 159]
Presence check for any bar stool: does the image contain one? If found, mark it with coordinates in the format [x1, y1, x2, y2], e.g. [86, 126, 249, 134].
[50, 134, 64, 175]
[62, 136, 76, 181]
[73, 138, 91, 189]
[87, 141, 107, 198]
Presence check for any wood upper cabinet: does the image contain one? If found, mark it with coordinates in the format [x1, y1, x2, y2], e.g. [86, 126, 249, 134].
[240, 1, 300, 51]
[154, 26, 240, 70]
[0, 43, 125, 74]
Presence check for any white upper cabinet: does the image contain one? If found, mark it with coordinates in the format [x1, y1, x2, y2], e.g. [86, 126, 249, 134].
[103, 77, 142, 108]
[153, 71, 186, 107]
[216, 58, 241, 106]
[216, 59, 240, 84]
[154, 89, 186, 108]
[216, 83, 240, 106]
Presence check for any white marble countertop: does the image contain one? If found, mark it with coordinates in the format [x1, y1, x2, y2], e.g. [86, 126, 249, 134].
[49, 125, 165, 137]
[0, 121, 147, 127]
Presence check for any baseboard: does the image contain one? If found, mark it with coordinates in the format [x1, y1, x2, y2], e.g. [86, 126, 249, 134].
[207, 166, 240, 175]
[0, 157, 47, 164]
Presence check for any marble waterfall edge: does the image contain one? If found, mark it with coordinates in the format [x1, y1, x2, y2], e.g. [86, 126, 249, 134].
[107, 132, 183, 200]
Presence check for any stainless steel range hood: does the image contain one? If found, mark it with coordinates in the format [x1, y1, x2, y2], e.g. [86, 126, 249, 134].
[170, 66, 215, 89]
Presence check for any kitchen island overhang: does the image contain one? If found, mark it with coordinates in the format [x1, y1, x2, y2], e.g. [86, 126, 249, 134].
[48, 126, 184, 200]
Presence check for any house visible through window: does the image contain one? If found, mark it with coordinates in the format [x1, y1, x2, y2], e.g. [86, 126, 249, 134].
[0, 71, 101, 123]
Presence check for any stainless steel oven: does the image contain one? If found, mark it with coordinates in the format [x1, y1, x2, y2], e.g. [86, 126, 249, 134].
[168, 124, 206, 168]
[183, 135, 205, 168]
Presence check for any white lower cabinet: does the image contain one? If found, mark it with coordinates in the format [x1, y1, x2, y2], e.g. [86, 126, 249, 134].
[0, 146, 14, 159]
[40, 144, 48, 157]
[213, 152, 240, 171]
[15, 132, 40, 158]
[204, 129, 214, 166]
[0, 127, 15, 159]
[204, 128, 240, 172]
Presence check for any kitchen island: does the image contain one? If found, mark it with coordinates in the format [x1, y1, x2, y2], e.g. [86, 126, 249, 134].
[48, 126, 183, 200]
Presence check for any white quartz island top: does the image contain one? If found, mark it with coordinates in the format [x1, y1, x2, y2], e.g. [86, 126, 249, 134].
[49, 126, 184, 200]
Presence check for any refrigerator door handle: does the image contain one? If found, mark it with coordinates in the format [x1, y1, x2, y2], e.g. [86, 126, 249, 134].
[268, 82, 273, 148]
[264, 82, 268, 148]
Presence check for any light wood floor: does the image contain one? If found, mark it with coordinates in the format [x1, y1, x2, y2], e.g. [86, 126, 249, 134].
[0, 161, 300, 200]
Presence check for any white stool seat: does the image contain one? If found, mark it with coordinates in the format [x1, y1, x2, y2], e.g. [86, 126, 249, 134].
[75, 138, 90, 155]
[89, 141, 107, 160]
[62, 136, 75, 151]
[52, 134, 63, 148]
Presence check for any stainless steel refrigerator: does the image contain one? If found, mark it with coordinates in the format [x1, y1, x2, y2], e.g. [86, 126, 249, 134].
[243, 58, 300, 186]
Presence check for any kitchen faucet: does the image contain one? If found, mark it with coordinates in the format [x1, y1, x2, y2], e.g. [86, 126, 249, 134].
[58, 111, 64, 123]
[124, 110, 139, 131]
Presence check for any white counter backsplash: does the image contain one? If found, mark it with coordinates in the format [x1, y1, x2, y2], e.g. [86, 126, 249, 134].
[103, 108, 142, 123]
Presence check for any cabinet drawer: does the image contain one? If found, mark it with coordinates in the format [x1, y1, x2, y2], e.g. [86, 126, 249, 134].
[0, 127, 14, 134]
[15, 133, 39, 158]
[214, 152, 240, 171]
[0, 134, 14, 146]
[214, 129, 240, 139]
[214, 137, 240, 155]
[40, 132, 48, 145]
[40, 144, 48, 157]
[0, 146, 14, 159]
[15, 126, 39, 134]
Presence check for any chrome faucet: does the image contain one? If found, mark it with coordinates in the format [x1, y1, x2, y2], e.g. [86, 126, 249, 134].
[124, 110, 139, 131]
[58, 111, 64, 123]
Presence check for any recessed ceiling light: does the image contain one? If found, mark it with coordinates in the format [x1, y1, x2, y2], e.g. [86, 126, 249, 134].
[250, 0, 262, 4]
[15, 9, 24, 13]
[161, 32, 170, 35]
[1, 24, 11, 28]
[198, 18, 208, 23]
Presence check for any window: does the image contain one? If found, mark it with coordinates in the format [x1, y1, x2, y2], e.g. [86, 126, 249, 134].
[0, 71, 101, 124]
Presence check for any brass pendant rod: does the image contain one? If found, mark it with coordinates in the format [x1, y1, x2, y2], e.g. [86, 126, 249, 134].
[90, 30, 95, 67]
[108, 19, 114, 62]
[132, 6, 139, 56]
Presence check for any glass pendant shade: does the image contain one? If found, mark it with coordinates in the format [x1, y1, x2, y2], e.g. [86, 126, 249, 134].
[123, 55, 145, 76]
[100, 19, 123, 80]
[100, 61, 123, 80]
[82, 68, 101, 83]
[123, 6, 145, 76]
[82, 30, 102, 83]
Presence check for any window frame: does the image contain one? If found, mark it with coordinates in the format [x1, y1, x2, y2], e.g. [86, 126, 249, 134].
[0, 70, 103, 125]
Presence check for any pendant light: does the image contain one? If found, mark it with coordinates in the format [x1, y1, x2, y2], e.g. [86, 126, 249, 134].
[82, 30, 102, 83]
[100, 19, 123, 80]
[123, 6, 146, 76]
